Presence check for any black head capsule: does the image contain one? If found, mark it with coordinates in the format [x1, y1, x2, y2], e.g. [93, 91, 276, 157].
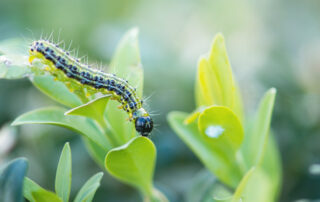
[135, 116, 153, 137]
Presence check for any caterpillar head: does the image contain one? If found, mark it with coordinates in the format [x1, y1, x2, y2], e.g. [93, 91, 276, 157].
[135, 116, 153, 137]
[132, 108, 153, 137]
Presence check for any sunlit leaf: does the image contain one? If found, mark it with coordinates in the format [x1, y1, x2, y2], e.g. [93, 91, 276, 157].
[11, 107, 111, 150]
[74, 172, 103, 202]
[105, 137, 156, 196]
[195, 34, 243, 120]
[0, 158, 28, 202]
[168, 111, 242, 188]
[55, 143, 72, 202]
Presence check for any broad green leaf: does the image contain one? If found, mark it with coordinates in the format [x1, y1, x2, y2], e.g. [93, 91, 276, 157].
[168, 112, 242, 188]
[74, 172, 103, 202]
[198, 106, 244, 153]
[65, 95, 111, 122]
[0, 55, 31, 79]
[232, 167, 255, 202]
[241, 88, 277, 167]
[195, 34, 243, 120]
[55, 143, 72, 202]
[105, 137, 156, 196]
[11, 107, 111, 150]
[106, 28, 144, 144]
[23, 178, 62, 202]
[0, 158, 28, 202]
[32, 75, 82, 108]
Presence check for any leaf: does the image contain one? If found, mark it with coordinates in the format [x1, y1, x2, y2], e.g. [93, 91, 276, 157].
[106, 28, 144, 144]
[241, 88, 276, 167]
[65, 95, 111, 122]
[55, 143, 72, 202]
[11, 107, 111, 150]
[240, 88, 281, 200]
[74, 172, 103, 202]
[168, 111, 242, 188]
[32, 75, 82, 108]
[198, 106, 244, 153]
[232, 167, 255, 202]
[195, 34, 243, 120]
[0, 158, 28, 202]
[105, 137, 156, 196]
[0, 54, 31, 79]
[23, 178, 62, 202]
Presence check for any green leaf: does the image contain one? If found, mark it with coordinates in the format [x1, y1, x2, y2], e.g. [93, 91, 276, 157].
[0, 54, 31, 79]
[232, 167, 255, 202]
[195, 34, 243, 120]
[241, 88, 277, 167]
[11, 107, 111, 150]
[32, 75, 83, 108]
[105, 137, 156, 196]
[0, 158, 28, 202]
[55, 143, 72, 202]
[106, 28, 144, 144]
[65, 95, 111, 122]
[74, 172, 103, 202]
[240, 88, 281, 200]
[23, 178, 62, 202]
[198, 106, 244, 153]
[168, 111, 242, 188]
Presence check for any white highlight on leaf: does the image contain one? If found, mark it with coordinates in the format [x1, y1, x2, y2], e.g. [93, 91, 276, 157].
[205, 125, 224, 138]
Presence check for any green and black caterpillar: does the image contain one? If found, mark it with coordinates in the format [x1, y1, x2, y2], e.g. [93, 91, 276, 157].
[29, 40, 153, 136]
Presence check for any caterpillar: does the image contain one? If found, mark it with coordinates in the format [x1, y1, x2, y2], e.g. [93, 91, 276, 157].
[29, 40, 153, 137]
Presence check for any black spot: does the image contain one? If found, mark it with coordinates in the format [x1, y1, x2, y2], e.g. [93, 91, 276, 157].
[45, 47, 50, 52]
[98, 77, 104, 82]
[129, 102, 135, 109]
[80, 79, 87, 84]
[66, 72, 73, 78]
[93, 76, 98, 81]
[36, 47, 41, 52]
[56, 63, 63, 70]
[31, 48, 34, 52]
[71, 66, 78, 72]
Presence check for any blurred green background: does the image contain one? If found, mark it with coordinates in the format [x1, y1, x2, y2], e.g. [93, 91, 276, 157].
[0, 0, 320, 201]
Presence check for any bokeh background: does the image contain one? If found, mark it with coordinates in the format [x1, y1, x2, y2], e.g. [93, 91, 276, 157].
[1, 0, 320, 201]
